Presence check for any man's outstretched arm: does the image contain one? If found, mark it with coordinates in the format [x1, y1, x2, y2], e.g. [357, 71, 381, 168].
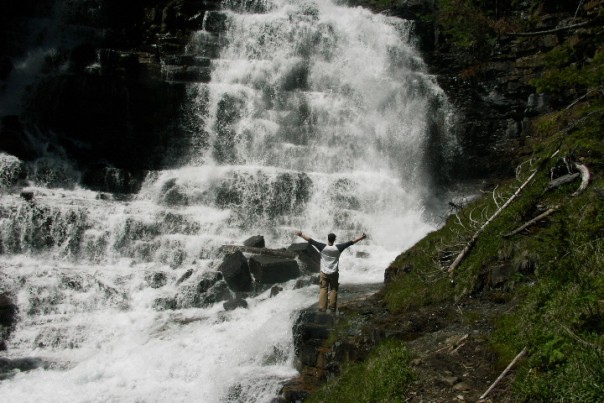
[352, 233, 367, 244]
[295, 230, 326, 251]
[294, 230, 311, 242]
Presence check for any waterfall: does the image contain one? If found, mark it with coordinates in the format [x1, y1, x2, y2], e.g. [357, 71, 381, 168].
[0, 1, 454, 401]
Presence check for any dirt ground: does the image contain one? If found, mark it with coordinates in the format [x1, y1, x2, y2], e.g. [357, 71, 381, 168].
[337, 287, 517, 402]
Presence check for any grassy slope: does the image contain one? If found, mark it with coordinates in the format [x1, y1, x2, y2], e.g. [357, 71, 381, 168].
[310, 0, 604, 401]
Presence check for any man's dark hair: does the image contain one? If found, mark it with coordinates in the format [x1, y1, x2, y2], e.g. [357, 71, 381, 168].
[328, 233, 336, 243]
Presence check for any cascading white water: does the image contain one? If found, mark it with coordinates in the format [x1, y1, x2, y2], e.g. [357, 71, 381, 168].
[0, 1, 454, 401]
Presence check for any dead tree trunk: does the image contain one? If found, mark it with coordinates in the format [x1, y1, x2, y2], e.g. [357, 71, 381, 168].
[503, 207, 558, 238]
[479, 347, 527, 400]
[572, 163, 590, 196]
[448, 171, 538, 275]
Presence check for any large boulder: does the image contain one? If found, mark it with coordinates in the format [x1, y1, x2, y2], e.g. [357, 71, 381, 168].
[223, 298, 248, 311]
[0, 294, 17, 351]
[0, 357, 49, 379]
[292, 309, 336, 367]
[144, 271, 167, 289]
[218, 251, 253, 292]
[243, 235, 265, 248]
[80, 165, 146, 194]
[174, 271, 233, 309]
[0, 152, 26, 188]
[249, 255, 300, 284]
[288, 242, 320, 273]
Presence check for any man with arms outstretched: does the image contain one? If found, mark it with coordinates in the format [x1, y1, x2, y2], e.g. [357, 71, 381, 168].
[294, 230, 367, 312]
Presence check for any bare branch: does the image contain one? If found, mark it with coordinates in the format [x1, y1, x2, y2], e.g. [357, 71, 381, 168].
[503, 207, 558, 238]
[546, 173, 581, 192]
[479, 347, 527, 401]
[492, 185, 500, 209]
[509, 20, 589, 36]
[572, 163, 590, 196]
[558, 321, 600, 351]
[448, 170, 538, 275]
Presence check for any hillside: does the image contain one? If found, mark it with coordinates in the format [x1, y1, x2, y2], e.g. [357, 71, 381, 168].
[293, 0, 604, 401]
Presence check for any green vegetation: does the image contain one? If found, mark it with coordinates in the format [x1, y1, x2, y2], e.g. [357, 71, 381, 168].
[385, 96, 604, 400]
[314, 1, 604, 401]
[532, 44, 604, 94]
[307, 340, 414, 403]
[434, 0, 500, 56]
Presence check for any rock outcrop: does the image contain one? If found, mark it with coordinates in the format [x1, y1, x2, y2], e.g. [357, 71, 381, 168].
[249, 255, 300, 284]
[0, 294, 17, 351]
[218, 250, 253, 292]
[0, 0, 224, 191]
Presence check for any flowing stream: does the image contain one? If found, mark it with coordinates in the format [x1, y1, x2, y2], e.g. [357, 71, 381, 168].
[0, 0, 455, 401]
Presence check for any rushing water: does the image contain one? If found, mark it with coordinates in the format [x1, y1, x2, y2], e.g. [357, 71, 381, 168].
[0, 0, 454, 401]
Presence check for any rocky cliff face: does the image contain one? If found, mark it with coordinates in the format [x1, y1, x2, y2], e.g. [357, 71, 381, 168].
[378, 0, 603, 184]
[0, 0, 223, 193]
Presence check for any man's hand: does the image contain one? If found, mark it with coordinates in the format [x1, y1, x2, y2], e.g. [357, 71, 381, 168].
[353, 233, 367, 243]
[295, 230, 310, 241]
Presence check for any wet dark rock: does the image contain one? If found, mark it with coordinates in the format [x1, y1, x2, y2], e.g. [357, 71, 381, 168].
[159, 212, 201, 235]
[0, 0, 224, 173]
[218, 251, 253, 292]
[288, 242, 320, 273]
[214, 172, 313, 223]
[28, 156, 79, 189]
[249, 255, 300, 284]
[159, 244, 186, 269]
[175, 271, 232, 309]
[243, 235, 265, 248]
[113, 218, 160, 253]
[0, 294, 17, 351]
[223, 297, 248, 311]
[1, 203, 87, 255]
[204, 11, 228, 33]
[162, 65, 212, 83]
[175, 271, 233, 308]
[176, 268, 194, 285]
[145, 271, 168, 289]
[270, 285, 283, 297]
[195, 280, 231, 307]
[0, 357, 49, 380]
[81, 165, 146, 194]
[293, 310, 336, 368]
[294, 275, 319, 289]
[196, 271, 224, 293]
[0, 152, 26, 188]
[152, 296, 178, 311]
[158, 178, 189, 206]
[19, 191, 34, 201]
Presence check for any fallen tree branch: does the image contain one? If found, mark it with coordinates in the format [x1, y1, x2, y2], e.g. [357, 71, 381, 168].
[503, 207, 558, 238]
[565, 87, 604, 111]
[479, 347, 527, 401]
[546, 172, 580, 191]
[509, 20, 589, 36]
[448, 170, 538, 275]
[558, 321, 600, 351]
[572, 163, 590, 196]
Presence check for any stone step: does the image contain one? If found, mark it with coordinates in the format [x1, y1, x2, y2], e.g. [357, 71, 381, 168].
[161, 65, 212, 83]
[161, 55, 212, 67]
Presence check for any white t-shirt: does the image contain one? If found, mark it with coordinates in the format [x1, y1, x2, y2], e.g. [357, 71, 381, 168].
[309, 239, 354, 275]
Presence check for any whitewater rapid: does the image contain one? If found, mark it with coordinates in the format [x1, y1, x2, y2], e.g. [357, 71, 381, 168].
[0, 0, 454, 401]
